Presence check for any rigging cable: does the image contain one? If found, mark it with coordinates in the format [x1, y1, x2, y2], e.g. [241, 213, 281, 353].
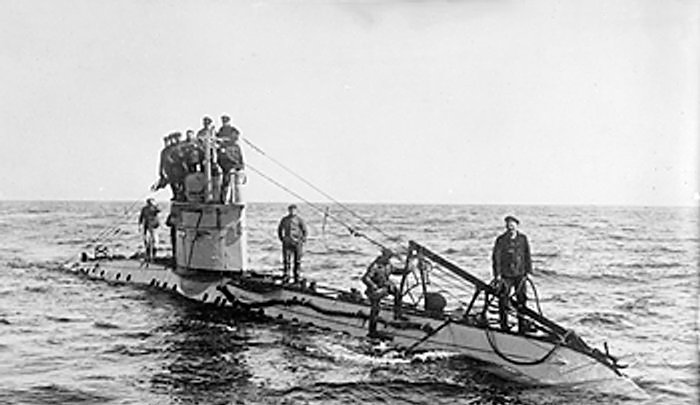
[245, 162, 389, 252]
[242, 137, 400, 244]
[61, 190, 156, 265]
[91, 190, 155, 244]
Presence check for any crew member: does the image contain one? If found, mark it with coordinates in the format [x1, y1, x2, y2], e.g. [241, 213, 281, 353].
[361, 248, 406, 338]
[165, 132, 187, 201]
[196, 115, 222, 195]
[185, 129, 195, 142]
[153, 135, 173, 192]
[183, 129, 204, 172]
[277, 204, 307, 283]
[216, 115, 244, 202]
[491, 215, 532, 333]
[196, 116, 214, 144]
[138, 198, 161, 263]
[216, 115, 240, 143]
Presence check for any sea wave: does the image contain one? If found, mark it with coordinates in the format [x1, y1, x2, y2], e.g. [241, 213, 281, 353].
[306, 247, 365, 257]
[93, 321, 121, 329]
[24, 285, 51, 293]
[103, 343, 159, 357]
[612, 262, 685, 270]
[572, 311, 634, 329]
[45, 315, 85, 323]
[532, 252, 560, 258]
[0, 384, 113, 405]
[0, 202, 696, 405]
[631, 246, 687, 254]
[442, 247, 462, 255]
[614, 297, 659, 317]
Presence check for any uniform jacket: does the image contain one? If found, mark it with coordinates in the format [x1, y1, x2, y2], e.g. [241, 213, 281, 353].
[139, 205, 160, 230]
[277, 214, 307, 245]
[216, 125, 240, 144]
[196, 126, 213, 142]
[159, 145, 173, 179]
[492, 231, 532, 278]
[218, 143, 244, 171]
[165, 143, 188, 180]
[183, 140, 204, 171]
[362, 258, 395, 291]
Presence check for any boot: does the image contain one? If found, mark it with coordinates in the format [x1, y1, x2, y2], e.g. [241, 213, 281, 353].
[292, 266, 300, 284]
[368, 319, 378, 338]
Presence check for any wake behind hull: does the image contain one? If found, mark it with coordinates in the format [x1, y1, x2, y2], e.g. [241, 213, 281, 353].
[64, 258, 647, 400]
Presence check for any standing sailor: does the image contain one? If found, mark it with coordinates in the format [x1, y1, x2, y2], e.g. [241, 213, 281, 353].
[196, 115, 223, 200]
[183, 129, 204, 173]
[491, 215, 532, 333]
[138, 198, 161, 263]
[216, 115, 245, 203]
[216, 114, 240, 143]
[361, 248, 406, 338]
[277, 204, 307, 283]
[165, 132, 187, 201]
[153, 135, 173, 192]
[196, 116, 214, 144]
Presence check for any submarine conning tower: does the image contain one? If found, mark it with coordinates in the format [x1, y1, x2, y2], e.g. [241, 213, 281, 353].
[169, 129, 248, 273]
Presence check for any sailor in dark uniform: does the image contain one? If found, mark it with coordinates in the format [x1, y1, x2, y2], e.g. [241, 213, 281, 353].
[277, 204, 307, 283]
[183, 129, 204, 173]
[165, 133, 187, 201]
[216, 115, 244, 202]
[491, 215, 532, 333]
[196, 116, 222, 190]
[153, 135, 174, 192]
[216, 115, 240, 143]
[196, 116, 214, 144]
[361, 248, 406, 338]
[138, 198, 161, 263]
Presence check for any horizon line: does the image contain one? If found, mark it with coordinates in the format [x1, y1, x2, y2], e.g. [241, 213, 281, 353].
[0, 198, 697, 209]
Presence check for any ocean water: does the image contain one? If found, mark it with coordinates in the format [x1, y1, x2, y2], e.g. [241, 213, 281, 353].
[0, 200, 697, 405]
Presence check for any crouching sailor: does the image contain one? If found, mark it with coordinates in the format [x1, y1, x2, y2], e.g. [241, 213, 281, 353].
[362, 248, 407, 338]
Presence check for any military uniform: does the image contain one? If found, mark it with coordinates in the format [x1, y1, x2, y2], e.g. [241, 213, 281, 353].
[362, 252, 403, 337]
[216, 123, 240, 144]
[277, 209, 307, 282]
[216, 124, 244, 203]
[158, 139, 172, 185]
[492, 228, 532, 332]
[165, 141, 188, 201]
[139, 201, 160, 262]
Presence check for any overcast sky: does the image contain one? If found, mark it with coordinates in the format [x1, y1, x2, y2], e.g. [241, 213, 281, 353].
[1, 0, 697, 206]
